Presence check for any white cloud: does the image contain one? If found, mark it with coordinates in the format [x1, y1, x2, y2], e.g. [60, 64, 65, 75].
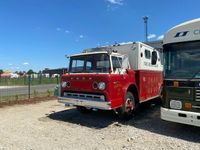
[106, 0, 124, 5]
[56, 27, 61, 31]
[8, 63, 13, 66]
[76, 34, 86, 42]
[79, 35, 84, 39]
[65, 30, 70, 33]
[147, 34, 156, 39]
[23, 62, 29, 66]
[157, 35, 164, 40]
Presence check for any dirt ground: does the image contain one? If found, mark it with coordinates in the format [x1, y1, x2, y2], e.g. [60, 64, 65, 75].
[0, 100, 200, 150]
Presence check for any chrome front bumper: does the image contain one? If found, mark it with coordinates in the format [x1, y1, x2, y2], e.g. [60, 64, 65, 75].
[58, 96, 112, 110]
[161, 107, 200, 127]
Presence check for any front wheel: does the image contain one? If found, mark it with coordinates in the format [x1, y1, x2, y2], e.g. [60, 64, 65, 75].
[117, 92, 136, 120]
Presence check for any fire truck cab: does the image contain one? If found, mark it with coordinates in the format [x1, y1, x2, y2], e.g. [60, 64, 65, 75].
[58, 42, 163, 117]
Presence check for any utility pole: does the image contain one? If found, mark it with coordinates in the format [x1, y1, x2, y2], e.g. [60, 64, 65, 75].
[143, 16, 148, 42]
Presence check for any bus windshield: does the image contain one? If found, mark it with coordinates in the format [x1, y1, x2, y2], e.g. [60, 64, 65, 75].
[69, 53, 110, 73]
[164, 41, 200, 79]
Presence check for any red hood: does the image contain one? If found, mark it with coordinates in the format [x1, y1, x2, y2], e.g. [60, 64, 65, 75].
[61, 73, 110, 93]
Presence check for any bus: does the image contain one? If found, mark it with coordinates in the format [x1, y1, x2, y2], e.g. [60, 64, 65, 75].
[161, 18, 200, 126]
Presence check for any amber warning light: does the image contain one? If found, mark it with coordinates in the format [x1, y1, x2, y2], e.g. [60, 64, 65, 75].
[173, 81, 179, 87]
[184, 102, 192, 110]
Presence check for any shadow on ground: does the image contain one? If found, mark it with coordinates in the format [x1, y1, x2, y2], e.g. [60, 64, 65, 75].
[129, 103, 200, 143]
[48, 107, 118, 129]
[48, 100, 200, 143]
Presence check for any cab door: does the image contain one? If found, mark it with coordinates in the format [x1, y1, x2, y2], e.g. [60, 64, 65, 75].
[109, 55, 131, 107]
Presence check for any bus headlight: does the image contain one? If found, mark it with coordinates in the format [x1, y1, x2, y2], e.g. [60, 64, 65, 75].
[170, 100, 182, 109]
[98, 82, 106, 90]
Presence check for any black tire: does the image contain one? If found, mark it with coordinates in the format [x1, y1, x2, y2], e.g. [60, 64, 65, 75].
[76, 106, 91, 114]
[117, 91, 136, 120]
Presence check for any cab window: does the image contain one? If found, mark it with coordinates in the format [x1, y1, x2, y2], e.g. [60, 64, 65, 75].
[145, 49, 151, 59]
[112, 56, 122, 70]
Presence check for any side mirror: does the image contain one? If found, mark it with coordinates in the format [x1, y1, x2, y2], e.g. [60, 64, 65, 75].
[151, 51, 157, 65]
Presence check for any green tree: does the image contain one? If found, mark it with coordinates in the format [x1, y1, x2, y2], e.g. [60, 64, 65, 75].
[27, 69, 34, 75]
[0, 69, 3, 82]
[18, 71, 24, 77]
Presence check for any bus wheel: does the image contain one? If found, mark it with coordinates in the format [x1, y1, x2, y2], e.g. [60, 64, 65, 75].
[76, 106, 91, 114]
[117, 92, 135, 120]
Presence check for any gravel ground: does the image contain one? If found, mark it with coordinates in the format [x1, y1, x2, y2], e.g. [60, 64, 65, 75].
[0, 100, 200, 150]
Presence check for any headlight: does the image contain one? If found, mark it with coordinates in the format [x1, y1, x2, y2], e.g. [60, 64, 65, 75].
[61, 81, 67, 88]
[66, 81, 71, 88]
[92, 82, 98, 89]
[170, 100, 182, 109]
[98, 82, 106, 90]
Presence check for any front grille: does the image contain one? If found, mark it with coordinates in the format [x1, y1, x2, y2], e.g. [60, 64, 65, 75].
[196, 88, 200, 101]
[64, 92, 105, 101]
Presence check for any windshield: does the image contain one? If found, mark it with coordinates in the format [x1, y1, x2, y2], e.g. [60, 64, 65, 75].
[69, 53, 110, 73]
[164, 41, 200, 79]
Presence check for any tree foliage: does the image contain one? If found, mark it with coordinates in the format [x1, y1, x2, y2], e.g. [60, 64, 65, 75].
[0, 69, 3, 75]
[27, 69, 34, 75]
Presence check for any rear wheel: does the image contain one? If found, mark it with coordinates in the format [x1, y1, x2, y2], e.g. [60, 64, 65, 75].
[117, 91, 136, 120]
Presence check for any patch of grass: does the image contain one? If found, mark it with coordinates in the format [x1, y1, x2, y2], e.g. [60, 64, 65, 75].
[47, 89, 51, 97]
[0, 77, 60, 86]
[0, 90, 54, 102]
[34, 90, 38, 97]
[15, 94, 19, 101]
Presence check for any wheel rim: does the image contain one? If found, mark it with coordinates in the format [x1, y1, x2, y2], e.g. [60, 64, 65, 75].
[125, 98, 134, 113]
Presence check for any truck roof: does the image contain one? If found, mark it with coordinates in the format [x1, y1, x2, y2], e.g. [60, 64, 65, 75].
[70, 51, 124, 57]
[70, 51, 108, 57]
[68, 42, 159, 58]
[83, 41, 153, 53]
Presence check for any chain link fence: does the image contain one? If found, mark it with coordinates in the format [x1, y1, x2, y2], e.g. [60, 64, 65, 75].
[0, 75, 60, 103]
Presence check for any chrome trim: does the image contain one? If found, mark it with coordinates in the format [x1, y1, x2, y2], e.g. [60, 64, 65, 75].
[192, 105, 200, 109]
[196, 88, 200, 101]
[161, 107, 200, 127]
[63, 92, 105, 101]
[58, 96, 112, 110]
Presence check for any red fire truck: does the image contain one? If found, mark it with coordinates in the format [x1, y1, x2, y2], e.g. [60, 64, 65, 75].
[58, 42, 163, 117]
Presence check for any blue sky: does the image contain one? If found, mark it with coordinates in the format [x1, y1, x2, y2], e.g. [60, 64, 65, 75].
[0, 0, 200, 72]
